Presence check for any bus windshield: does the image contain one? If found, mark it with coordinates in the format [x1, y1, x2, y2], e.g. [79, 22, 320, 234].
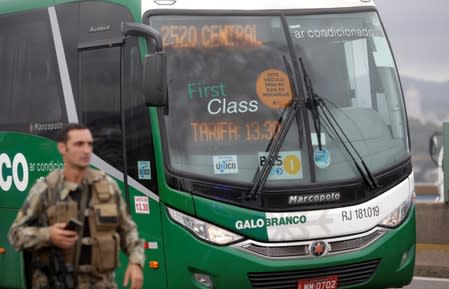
[148, 11, 409, 187]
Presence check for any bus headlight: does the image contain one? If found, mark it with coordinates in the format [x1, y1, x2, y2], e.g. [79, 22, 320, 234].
[167, 207, 244, 245]
[379, 191, 414, 228]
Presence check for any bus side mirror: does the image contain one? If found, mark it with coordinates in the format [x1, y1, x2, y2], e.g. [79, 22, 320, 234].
[429, 130, 443, 167]
[143, 51, 167, 107]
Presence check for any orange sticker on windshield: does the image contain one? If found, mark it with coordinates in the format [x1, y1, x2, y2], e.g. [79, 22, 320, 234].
[256, 69, 293, 109]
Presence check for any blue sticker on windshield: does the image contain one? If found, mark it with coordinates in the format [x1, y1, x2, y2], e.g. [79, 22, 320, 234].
[314, 148, 331, 169]
[138, 161, 152, 179]
[213, 155, 239, 175]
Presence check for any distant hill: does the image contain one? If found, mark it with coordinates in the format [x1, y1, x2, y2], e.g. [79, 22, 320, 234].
[408, 117, 440, 153]
[401, 76, 449, 125]
[408, 117, 440, 183]
[400, 76, 447, 182]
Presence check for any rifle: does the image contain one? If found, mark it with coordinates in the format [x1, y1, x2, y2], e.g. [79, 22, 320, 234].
[46, 246, 75, 289]
[39, 214, 75, 289]
[41, 174, 78, 289]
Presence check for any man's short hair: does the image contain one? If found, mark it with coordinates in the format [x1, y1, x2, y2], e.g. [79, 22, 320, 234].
[56, 123, 89, 143]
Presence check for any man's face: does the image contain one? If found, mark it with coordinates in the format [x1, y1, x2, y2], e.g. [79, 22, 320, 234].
[58, 129, 93, 170]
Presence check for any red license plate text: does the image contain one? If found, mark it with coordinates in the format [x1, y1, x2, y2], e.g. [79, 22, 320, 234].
[297, 276, 338, 289]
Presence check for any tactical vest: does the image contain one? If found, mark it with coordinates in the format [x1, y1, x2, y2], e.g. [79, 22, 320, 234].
[39, 169, 120, 274]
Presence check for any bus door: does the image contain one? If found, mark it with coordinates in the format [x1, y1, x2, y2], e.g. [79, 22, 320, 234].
[73, 1, 166, 286]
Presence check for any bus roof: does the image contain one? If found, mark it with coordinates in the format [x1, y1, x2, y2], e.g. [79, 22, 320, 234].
[142, 0, 375, 14]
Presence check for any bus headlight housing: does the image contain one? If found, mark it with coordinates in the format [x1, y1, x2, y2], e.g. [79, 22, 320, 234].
[379, 191, 414, 228]
[167, 207, 244, 245]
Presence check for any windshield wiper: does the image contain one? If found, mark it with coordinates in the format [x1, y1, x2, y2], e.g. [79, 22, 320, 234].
[245, 56, 303, 201]
[299, 58, 379, 191]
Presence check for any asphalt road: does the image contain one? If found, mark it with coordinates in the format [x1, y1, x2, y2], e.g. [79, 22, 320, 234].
[396, 277, 449, 289]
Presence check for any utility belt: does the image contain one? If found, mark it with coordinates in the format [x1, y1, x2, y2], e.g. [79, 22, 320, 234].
[34, 261, 113, 278]
[32, 261, 113, 277]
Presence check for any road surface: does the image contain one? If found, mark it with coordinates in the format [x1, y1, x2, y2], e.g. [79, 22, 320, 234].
[395, 276, 449, 289]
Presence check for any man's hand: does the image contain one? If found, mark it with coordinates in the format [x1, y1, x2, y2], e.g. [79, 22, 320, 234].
[123, 263, 143, 289]
[49, 223, 78, 249]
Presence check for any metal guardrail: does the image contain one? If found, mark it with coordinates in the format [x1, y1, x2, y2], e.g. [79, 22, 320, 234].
[415, 183, 439, 195]
[415, 183, 441, 203]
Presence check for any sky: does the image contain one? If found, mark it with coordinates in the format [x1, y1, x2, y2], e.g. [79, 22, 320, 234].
[374, 0, 449, 83]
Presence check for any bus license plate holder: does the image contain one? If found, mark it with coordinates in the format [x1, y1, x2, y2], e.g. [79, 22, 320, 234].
[297, 276, 338, 289]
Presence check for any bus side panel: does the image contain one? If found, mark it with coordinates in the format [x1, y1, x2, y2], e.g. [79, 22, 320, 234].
[0, 132, 62, 289]
[0, 133, 62, 209]
[115, 184, 168, 289]
[0, 208, 26, 289]
[0, 132, 169, 289]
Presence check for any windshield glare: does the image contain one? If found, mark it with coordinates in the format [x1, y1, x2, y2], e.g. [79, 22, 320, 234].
[149, 12, 409, 186]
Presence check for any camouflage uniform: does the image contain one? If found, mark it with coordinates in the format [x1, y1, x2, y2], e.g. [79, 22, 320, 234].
[8, 169, 145, 289]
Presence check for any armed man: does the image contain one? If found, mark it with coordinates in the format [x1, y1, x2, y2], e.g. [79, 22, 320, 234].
[8, 123, 145, 289]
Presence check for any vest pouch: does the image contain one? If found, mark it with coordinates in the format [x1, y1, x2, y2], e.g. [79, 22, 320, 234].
[93, 203, 119, 231]
[47, 205, 57, 225]
[42, 201, 78, 265]
[49, 201, 78, 224]
[92, 233, 120, 273]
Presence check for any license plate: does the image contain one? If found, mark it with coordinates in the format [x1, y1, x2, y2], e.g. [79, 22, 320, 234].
[297, 276, 338, 289]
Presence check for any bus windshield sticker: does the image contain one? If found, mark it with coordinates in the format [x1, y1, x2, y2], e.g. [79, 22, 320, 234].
[258, 151, 303, 180]
[313, 148, 331, 169]
[213, 155, 239, 175]
[138, 161, 152, 180]
[256, 69, 293, 110]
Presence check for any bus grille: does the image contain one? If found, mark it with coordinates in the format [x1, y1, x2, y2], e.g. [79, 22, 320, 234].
[248, 259, 380, 289]
[240, 229, 385, 258]
[242, 243, 308, 258]
[330, 230, 384, 253]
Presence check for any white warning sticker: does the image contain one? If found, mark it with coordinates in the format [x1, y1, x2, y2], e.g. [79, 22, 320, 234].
[134, 196, 150, 214]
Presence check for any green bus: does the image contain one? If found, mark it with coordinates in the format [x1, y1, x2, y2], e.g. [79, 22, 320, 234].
[0, 0, 415, 288]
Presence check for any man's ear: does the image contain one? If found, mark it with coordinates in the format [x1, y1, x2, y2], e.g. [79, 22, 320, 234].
[57, 142, 66, 154]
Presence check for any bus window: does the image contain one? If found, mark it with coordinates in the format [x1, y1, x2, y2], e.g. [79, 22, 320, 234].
[0, 8, 67, 138]
[78, 46, 123, 171]
[123, 41, 158, 192]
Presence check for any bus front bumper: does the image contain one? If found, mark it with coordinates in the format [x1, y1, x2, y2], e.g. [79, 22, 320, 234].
[161, 205, 416, 289]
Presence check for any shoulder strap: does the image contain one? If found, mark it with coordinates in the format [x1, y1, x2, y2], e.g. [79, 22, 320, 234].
[88, 169, 113, 202]
[74, 182, 89, 268]
[86, 168, 106, 183]
[45, 170, 63, 205]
